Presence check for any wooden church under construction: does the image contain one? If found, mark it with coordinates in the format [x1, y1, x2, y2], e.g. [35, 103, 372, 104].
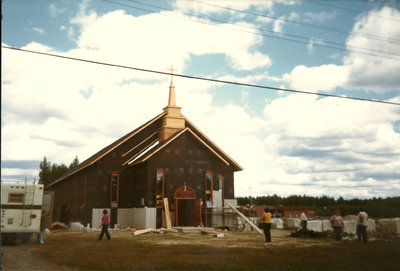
[47, 77, 242, 229]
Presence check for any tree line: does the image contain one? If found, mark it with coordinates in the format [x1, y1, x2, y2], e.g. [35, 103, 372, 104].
[39, 156, 79, 187]
[237, 194, 400, 218]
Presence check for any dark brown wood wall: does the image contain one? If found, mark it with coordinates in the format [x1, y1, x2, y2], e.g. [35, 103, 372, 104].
[145, 132, 236, 206]
[48, 117, 238, 226]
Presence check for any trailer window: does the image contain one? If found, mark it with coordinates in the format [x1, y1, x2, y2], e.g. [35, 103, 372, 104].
[8, 193, 24, 203]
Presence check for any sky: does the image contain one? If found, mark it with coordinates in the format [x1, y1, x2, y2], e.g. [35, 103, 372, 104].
[2, 0, 400, 199]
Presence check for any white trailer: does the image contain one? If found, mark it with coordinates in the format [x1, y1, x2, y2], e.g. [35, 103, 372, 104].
[1, 180, 44, 243]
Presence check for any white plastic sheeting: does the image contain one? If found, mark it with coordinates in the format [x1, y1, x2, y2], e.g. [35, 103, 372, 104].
[322, 220, 332, 231]
[212, 190, 223, 208]
[367, 219, 376, 232]
[92, 207, 156, 230]
[306, 220, 323, 232]
[117, 208, 134, 229]
[132, 207, 156, 230]
[92, 208, 111, 229]
[271, 219, 284, 229]
[70, 222, 84, 232]
[343, 221, 357, 234]
[287, 218, 301, 229]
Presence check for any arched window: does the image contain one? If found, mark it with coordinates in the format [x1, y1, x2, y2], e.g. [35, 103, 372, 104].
[205, 170, 213, 207]
[156, 168, 164, 208]
[110, 171, 119, 208]
[218, 174, 224, 207]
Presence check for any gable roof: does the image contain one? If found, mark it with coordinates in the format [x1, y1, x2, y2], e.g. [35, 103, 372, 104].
[126, 127, 231, 167]
[47, 112, 165, 187]
[124, 115, 242, 171]
[47, 111, 243, 188]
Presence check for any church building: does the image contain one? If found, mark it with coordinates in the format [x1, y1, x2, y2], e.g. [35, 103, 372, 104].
[47, 77, 242, 229]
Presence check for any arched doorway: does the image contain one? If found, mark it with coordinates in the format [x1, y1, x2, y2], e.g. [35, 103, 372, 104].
[174, 185, 201, 226]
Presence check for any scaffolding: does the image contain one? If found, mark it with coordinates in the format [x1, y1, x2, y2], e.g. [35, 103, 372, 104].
[203, 206, 262, 232]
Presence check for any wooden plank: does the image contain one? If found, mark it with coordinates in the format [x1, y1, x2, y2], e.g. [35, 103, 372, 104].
[133, 228, 153, 236]
[225, 201, 263, 234]
[164, 197, 172, 229]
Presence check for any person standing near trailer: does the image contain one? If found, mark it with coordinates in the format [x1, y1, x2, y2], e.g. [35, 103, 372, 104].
[357, 209, 369, 243]
[300, 210, 308, 230]
[98, 210, 111, 241]
[330, 210, 345, 241]
[261, 207, 272, 242]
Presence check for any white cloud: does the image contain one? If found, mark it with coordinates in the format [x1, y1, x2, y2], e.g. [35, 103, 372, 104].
[175, 0, 275, 14]
[307, 38, 324, 54]
[273, 19, 284, 33]
[49, 3, 65, 18]
[283, 64, 350, 92]
[33, 27, 45, 34]
[303, 11, 336, 23]
[284, 6, 400, 93]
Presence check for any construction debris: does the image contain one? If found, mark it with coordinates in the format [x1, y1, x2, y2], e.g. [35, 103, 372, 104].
[226, 201, 263, 234]
[163, 197, 172, 229]
[289, 228, 329, 238]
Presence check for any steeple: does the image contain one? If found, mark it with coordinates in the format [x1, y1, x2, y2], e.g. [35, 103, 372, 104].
[167, 66, 177, 106]
[158, 66, 186, 142]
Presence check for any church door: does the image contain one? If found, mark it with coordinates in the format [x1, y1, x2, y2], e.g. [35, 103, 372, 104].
[174, 185, 201, 226]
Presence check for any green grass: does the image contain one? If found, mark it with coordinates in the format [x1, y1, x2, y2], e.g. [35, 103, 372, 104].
[29, 231, 400, 270]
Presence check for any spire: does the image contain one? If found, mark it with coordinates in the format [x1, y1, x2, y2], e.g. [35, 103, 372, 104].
[167, 65, 177, 106]
[158, 66, 185, 142]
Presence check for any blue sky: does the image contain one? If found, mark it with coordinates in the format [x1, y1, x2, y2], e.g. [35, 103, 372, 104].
[2, 0, 400, 198]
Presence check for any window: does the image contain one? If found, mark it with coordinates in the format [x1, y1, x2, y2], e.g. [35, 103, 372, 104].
[8, 193, 24, 203]
[110, 172, 119, 208]
[156, 168, 164, 208]
[205, 170, 213, 207]
[218, 175, 224, 207]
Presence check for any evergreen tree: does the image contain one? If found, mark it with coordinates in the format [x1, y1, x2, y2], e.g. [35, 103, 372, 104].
[69, 156, 79, 169]
[39, 156, 51, 186]
[38, 156, 79, 186]
[50, 163, 69, 182]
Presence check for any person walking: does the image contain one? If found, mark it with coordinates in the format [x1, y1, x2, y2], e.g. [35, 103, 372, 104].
[357, 209, 368, 243]
[261, 207, 272, 242]
[330, 210, 344, 241]
[98, 209, 111, 241]
[300, 210, 308, 230]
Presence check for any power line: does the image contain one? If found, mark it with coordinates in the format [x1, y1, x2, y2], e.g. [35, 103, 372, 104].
[199, 1, 400, 44]
[102, 0, 400, 60]
[3, 45, 399, 106]
[310, 0, 400, 23]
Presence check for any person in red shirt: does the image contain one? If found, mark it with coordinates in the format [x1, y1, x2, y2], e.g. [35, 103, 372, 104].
[98, 209, 111, 241]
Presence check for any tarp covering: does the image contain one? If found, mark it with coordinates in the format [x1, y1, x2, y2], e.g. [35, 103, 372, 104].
[287, 218, 301, 229]
[271, 219, 284, 229]
[306, 220, 323, 232]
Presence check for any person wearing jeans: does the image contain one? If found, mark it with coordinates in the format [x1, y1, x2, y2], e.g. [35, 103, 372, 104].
[98, 209, 111, 241]
[330, 210, 344, 241]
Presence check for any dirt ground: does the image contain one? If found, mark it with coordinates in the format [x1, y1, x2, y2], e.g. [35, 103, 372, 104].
[1, 229, 398, 271]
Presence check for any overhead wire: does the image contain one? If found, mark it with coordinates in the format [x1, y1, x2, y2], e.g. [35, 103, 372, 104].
[310, 0, 400, 23]
[105, 0, 400, 60]
[199, 1, 400, 44]
[3, 45, 400, 106]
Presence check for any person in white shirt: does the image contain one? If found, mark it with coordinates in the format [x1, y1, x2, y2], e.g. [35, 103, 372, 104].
[357, 209, 368, 243]
[300, 210, 308, 230]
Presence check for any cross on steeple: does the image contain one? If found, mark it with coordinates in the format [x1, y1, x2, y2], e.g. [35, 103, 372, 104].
[167, 65, 177, 86]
